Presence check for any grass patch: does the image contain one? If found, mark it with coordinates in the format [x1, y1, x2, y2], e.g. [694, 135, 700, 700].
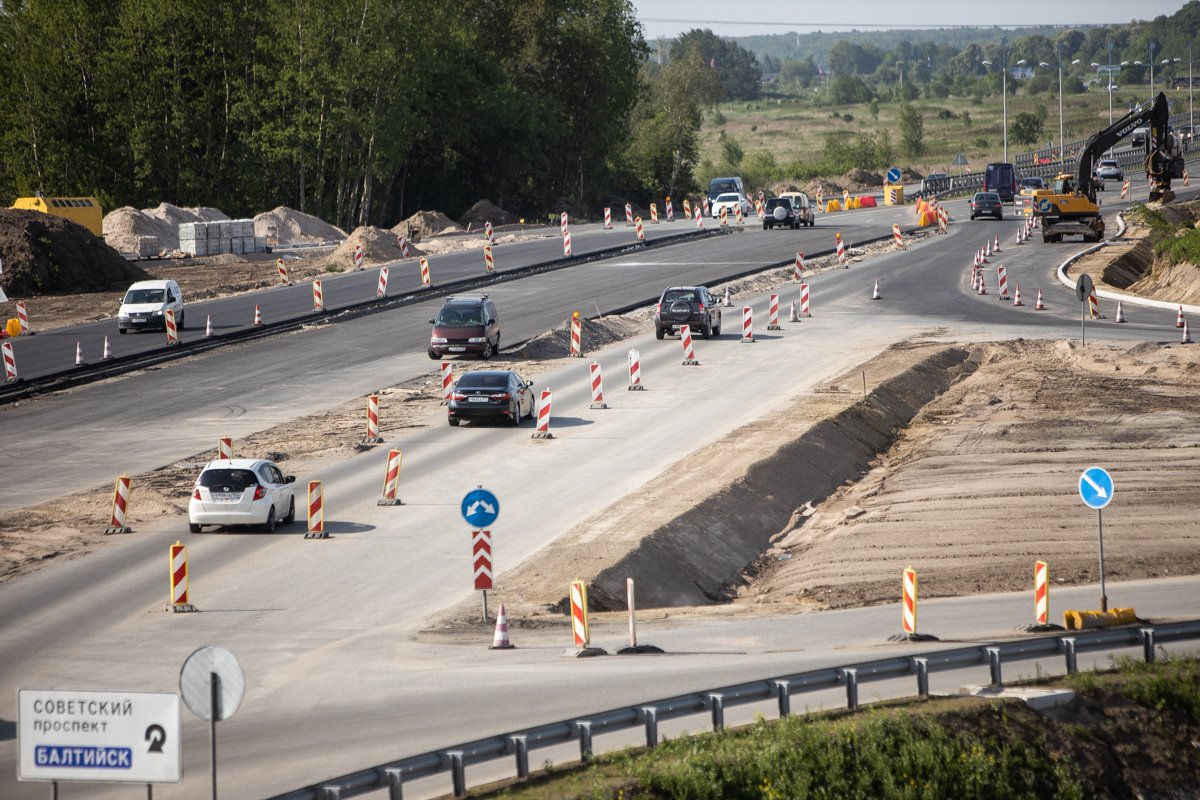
[1127, 203, 1200, 264]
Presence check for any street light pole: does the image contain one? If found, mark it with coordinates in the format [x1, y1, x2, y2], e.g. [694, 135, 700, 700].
[1150, 41, 1157, 102]
[1002, 37, 1009, 162]
[1107, 42, 1114, 125]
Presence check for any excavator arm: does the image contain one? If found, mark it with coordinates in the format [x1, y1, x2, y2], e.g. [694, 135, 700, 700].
[1075, 92, 1182, 203]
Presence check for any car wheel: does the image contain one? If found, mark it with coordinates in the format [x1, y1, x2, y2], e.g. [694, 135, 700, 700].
[262, 507, 276, 534]
[655, 326, 665, 340]
[763, 222, 769, 230]
[712, 322, 721, 337]
[510, 398, 521, 426]
[481, 341, 493, 360]
[702, 322, 712, 339]
[282, 497, 295, 525]
[178, 311, 185, 329]
[119, 328, 127, 335]
[449, 416, 460, 427]
[189, 523, 202, 534]
[427, 350, 439, 360]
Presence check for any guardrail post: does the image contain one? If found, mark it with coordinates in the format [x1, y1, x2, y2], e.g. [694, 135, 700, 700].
[773, 680, 791, 717]
[1062, 637, 1078, 674]
[707, 693, 725, 731]
[1140, 628, 1157, 663]
[447, 752, 466, 799]
[912, 658, 929, 699]
[576, 721, 593, 761]
[641, 707, 658, 749]
[383, 768, 404, 800]
[987, 647, 1003, 688]
[510, 735, 529, 779]
[842, 668, 858, 711]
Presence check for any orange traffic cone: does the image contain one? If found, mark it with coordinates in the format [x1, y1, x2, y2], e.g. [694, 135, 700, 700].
[1013, 284, 1024, 307]
[490, 603, 515, 649]
[1176, 305, 1185, 328]
[994, 235, 1001, 253]
[871, 279, 882, 300]
[1035, 289, 1045, 310]
[977, 274, 987, 296]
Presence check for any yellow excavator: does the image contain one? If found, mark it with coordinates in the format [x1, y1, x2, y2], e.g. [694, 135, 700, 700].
[1033, 92, 1184, 243]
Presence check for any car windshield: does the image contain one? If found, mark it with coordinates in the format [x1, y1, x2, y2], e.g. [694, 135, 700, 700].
[663, 290, 697, 303]
[710, 180, 739, 194]
[715, 194, 739, 203]
[1100, 161, 1118, 168]
[199, 469, 258, 490]
[765, 199, 790, 209]
[975, 193, 1000, 202]
[436, 307, 483, 325]
[124, 288, 165, 304]
[457, 373, 509, 389]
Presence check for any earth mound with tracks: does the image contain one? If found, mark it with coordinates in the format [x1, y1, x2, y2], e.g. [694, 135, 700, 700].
[0, 208, 149, 296]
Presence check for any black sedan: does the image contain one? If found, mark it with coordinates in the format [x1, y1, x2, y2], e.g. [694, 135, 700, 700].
[448, 370, 535, 427]
[969, 192, 1003, 220]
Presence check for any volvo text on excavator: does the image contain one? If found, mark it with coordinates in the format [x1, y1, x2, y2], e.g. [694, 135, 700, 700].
[1032, 92, 1185, 243]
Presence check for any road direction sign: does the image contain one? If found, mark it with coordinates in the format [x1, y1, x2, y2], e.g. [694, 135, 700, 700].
[1038, 198, 1054, 214]
[180, 645, 245, 721]
[461, 487, 500, 529]
[886, 167, 902, 183]
[1079, 466, 1114, 509]
[18, 689, 181, 784]
[1075, 273, 1094, 302]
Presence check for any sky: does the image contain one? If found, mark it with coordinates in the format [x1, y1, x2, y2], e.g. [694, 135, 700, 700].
[631, 0, 1191, 40]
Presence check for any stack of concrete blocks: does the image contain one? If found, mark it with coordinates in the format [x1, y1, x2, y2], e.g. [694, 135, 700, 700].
[179, 220, 267, 257]
[135, 236, 160, 257]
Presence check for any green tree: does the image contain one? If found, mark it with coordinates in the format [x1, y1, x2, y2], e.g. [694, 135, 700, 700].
[828, 74, 873, 105]
[671, 29, 761, 101]
[1010, 111, 1045, 145]
[719, 131, 744, 168]
[898, 104, 925, 159]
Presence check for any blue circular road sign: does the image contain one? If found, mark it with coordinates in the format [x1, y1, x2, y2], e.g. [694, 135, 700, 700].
[461, 488, 500, 528]
[1037, 198, 1053, 213]
[1078, 467, 1114, 510]
[886, 167, 902, 183]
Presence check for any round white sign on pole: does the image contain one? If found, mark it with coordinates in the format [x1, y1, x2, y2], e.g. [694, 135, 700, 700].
[180, 645, 245, 721]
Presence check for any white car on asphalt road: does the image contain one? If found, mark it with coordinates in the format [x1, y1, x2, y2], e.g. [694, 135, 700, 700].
[188, 458, 296, 533]
[117, 279, 184, 334]
[710, 192, 752, 219]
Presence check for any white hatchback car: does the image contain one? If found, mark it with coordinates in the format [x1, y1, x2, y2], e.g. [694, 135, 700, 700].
[188, 459, 296, 533]
[710, 192, 752, 219]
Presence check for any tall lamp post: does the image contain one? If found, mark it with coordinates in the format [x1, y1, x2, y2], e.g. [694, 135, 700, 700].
[1149, 41, 1158, 102]
[1041, 50, 1082, 162]
[981, 37, 1009, 162]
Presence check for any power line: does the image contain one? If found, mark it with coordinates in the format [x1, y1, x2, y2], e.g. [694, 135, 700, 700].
[639, 17, 1107, 31]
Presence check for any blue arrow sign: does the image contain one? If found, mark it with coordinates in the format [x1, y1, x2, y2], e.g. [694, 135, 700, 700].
[461, 488, 500, 528]
[886, 167, 902, 183]
[1078, 467, 1114, 510]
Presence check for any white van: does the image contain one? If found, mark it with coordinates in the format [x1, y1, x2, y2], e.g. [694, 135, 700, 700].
[117, 279, 184, 334]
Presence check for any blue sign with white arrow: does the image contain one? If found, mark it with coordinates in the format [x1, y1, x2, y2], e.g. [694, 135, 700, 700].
[1078, 467, 1114, 510]
[461, 487, 500, 528]
[886, 167, 902, 183]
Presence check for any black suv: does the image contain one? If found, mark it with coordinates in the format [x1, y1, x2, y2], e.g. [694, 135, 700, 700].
[654, 286, 721, 339]
[763, 197, 800, 230]
[428, 295, 500, 359]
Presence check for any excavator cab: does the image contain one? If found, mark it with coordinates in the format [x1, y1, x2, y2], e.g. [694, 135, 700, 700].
[1053, 175, 1076, 195]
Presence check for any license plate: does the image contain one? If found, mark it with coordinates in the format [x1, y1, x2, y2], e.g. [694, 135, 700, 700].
[132, 317, 146, 322]
[448, 346, 466, 352]
[467, 396, 488, 403]
[214, 493, 239, 502]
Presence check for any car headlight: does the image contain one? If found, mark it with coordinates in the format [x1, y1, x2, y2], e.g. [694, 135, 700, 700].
[118, 313, 130, 320]
[468, 337, 486, 344]
[430, 337, 447, 345]
[152, 309, 164, 316]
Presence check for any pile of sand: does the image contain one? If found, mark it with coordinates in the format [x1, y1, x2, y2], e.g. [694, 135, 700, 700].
[253, 207, 346, 246]
[458, 200, 517, 230]
[102, 203, 228, 252]
[0, 208, 150, 296]
[329, 226, 420, 269]
[395, 211, 462, 242]
[840, 169, 884, 189]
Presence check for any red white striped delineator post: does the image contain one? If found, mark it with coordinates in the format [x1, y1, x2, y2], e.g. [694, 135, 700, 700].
[305, 480, 327, 539]
[354, 244, 365, 269]
[1013, 284, 1024, 307]
[568, 313, 582, 357]
[165, 308, 179, 345]
[204, 315, 213, 337]
[376, 267, 389, 298]
[603, 207, 612, 229]
[313, 279, 324, 311]
[218, 436, 233, 460]
[420, 257, 431, 286]
[74, 341, 85, 366]
[800, 282, 811, 317]
[168, 540, 193, 611]
[741, 306, 754, 342]
[902, 566, 918, 636]
[484, 244, 495, 273]
[635, 216, 645, 242]
[650, 203, 658, 224]
[473, 530, 493, 591]
[277, 257, 290, 286]
[532, 389, 554, 439]
[397, 235, 410, 259]
[680, 324, 699, 365]
[379, 449, 403, 505]
[1176, 305, 1185, 328]
[997, 266, 1009, 300]
[589, 361, 607, 409]
[253, 305, 263, 326]
[484, 220, 495, 244]
[793, 252, 805, 281]
[892, 223, 904, 249]
[562, 228, 572, 257]
[937, 206, 948, 233]
[1121, 179, 1130, 199]
[735, 204, 744, 225]
[1034, 560, 1049, 626]
[665, 196, 674, 221]
[1088, 289, 1101, 319]
[768, 294, 781, 330]
[719, 207, 728, 227]
[627, 348, 644, 390]
[694, 205, 704, 229]
[560, 211, 569, 236]
[682, 198, 692, 220]
[836, 233, 845, 264]
[1035, 289, 1046, 310]
[106, 475, 132, 533]
[702, 196, 710, 216]
[102, 336, 113, 360]
[570, 579, 590, 647]
[16, 300, 31, 334]
[362, 394, 383, 444]
[755, 199, 764, 220]
[440, 361, 453, 404]
[625, 203, 634, 226]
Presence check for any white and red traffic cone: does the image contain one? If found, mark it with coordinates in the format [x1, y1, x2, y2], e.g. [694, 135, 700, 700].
[1017, 226, 1025, 245]
[871, 279, 882, 300]
[102, 336, 113, 360]
[722, 288, 732, 307]
[1184, 321, 1195, 344]
[1176, 305, 1185, 328]
[789, 300, 799, 323]
[1013, 284, 1024, 307]
[74, 341, 85, 366]
[993, 235, 1000, 253]
[1114, 301, 1126, 323]
[205, 315, 214, 337]
[1035, 289, 1045, 310]
[253, 305, 263, 326]
[489, 603, 515, 649]
[985, 239, 993, 258]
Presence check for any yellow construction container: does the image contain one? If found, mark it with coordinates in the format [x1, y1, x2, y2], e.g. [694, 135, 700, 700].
[884, 185, 904, 205]
[10, 196, 103, 236]
[5, 319, 20, 337]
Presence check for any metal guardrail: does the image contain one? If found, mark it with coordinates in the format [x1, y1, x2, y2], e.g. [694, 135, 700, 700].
[266, 619, 1200, 800]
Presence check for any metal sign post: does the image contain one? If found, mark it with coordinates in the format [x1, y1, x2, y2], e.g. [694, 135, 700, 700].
[180, 646, 245, 800]
[1075, 273, 1094, 346]
[1078, 466, 1115, 611]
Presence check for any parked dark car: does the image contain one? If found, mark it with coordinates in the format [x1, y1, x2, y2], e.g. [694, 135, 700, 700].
[763, 197, 800, 229]
[447, 370, 534, 426]
[654, 286, 721, 339]
[969, 192, 1004, 220]
[428, 295, 500, 360]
